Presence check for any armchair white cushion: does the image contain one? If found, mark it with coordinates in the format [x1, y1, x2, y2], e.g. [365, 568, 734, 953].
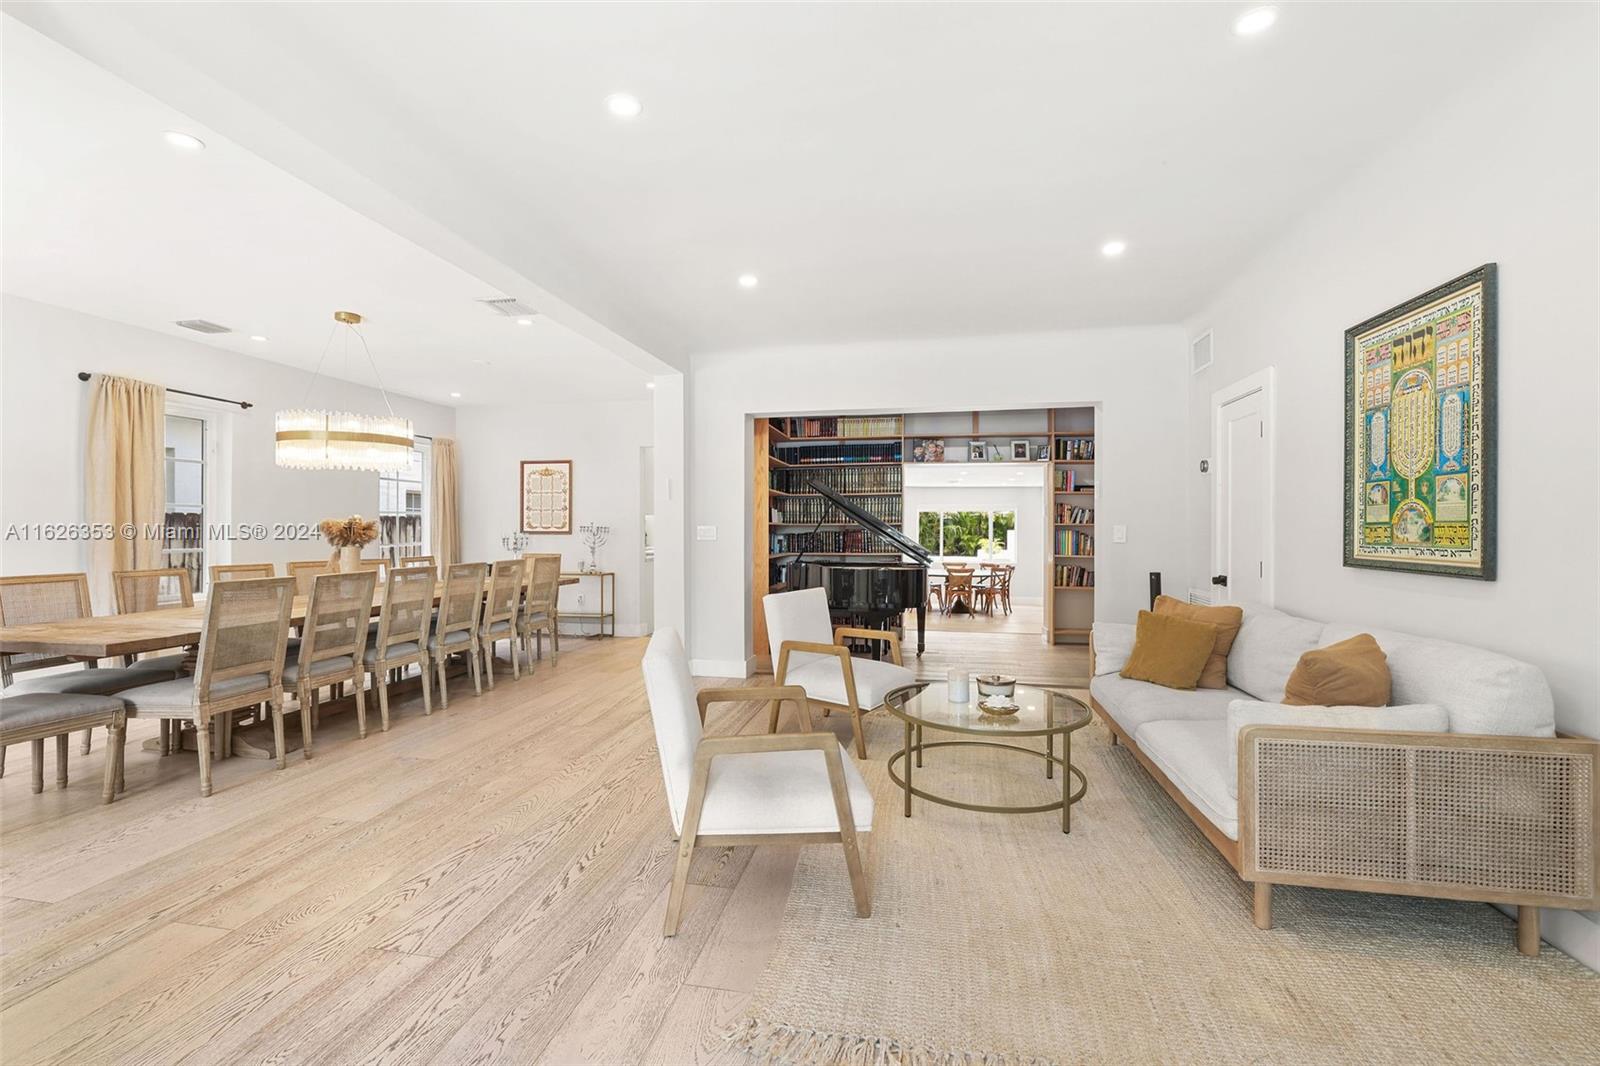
[782, 656, 912, 713]
[762, 587, 838, 672]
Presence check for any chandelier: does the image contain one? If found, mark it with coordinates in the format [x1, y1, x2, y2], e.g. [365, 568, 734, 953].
[275, 311, 413, 472]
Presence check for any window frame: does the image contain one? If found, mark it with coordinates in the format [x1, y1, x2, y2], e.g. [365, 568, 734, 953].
[161, 400, 230, 595]
[378, 438, 431, 567]
[915, 508, 1019, 562]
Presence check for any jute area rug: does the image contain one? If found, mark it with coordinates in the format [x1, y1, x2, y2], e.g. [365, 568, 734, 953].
[730, 710, 1598, 1065]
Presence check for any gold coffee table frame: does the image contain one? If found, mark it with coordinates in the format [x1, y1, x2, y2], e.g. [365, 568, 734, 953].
[884, 682, 1091, 833]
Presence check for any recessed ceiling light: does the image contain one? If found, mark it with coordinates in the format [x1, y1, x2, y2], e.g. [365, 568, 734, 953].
[1232, 6, 1278, 36]
[1101, 239, 1127, 258]
[605, 93, 643, 119]
[163, 130, 205, 151]
[645, 381, 656, 390]
[249, 334, 269, 342]
[450, 391, 462, 399]
[515, 317, 534, 326]
[737, 273, 760, 289]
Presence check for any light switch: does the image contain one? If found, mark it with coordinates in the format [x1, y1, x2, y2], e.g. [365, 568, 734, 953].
[695, 525, 718, 541]
[1113, 525, 1127, 543]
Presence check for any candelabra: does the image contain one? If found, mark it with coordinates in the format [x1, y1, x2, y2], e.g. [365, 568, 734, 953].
[501, 531, 533, 554]
[578, 522, 611, 573]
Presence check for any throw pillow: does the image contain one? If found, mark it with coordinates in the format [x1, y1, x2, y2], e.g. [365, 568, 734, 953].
[1282, 632, 1391, 707]
[1153, 595, 1244, 689]
[1119, 610, 1218, 691]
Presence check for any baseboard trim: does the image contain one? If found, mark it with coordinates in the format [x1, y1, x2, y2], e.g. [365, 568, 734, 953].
[690, 657, 753, 679]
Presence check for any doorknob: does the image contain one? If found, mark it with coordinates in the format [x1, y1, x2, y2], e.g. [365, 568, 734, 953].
[1211, 574, 1228, 587]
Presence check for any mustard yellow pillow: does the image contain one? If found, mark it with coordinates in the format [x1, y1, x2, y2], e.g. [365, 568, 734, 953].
[1119, 610, 1218, 691]
[1283, 633, 1391, 707]
[1153, 595, 1243, 689]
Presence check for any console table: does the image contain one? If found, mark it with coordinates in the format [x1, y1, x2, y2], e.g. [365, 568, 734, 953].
[558, 571, 617, 638]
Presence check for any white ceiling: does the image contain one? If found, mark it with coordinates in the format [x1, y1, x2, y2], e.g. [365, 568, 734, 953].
[1, 20, 651, 405]
[5, 3, 1567, 363]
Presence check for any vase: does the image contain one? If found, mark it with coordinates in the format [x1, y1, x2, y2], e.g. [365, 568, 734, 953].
[337, 545, 361, 573]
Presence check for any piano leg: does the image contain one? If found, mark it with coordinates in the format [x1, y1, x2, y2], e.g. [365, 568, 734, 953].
[915, 602, 926, 656]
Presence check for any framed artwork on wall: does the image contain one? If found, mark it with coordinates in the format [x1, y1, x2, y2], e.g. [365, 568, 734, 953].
[1343, 263, 1496, 580]
[520, 459, 573, 534]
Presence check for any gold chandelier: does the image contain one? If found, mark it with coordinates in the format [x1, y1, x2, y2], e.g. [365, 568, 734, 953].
[275, 311, 413, 473]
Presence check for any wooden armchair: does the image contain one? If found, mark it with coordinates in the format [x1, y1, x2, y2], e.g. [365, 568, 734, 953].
[641, 628, 872, 937]
[762, 587, 916, 759]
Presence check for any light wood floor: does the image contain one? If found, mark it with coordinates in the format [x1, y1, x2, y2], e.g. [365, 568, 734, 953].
[0, 634, 1089, 1064]
[905, 603, 1090, 687]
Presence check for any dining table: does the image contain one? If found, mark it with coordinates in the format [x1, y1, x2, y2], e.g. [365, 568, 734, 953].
[0, 576, 580, 758]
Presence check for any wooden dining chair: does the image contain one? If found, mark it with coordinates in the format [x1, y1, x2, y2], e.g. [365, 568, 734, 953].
[942, 570, 975, 615]
[395, 554, 437, 579]
[429, 563, 486, 708]
[280, 570, 375, 764]
[112, 567, 194, 614]
[120, 577, 295, 797]
[210, 563, 276, 583]
[478, 561, 523, 687]
[518, 554, 562, 670]
[0, 572, 180, 774]
[364, 565, 435, 733]
[286, 561, 332, 598]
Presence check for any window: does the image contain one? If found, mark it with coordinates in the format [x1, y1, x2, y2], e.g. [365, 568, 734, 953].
[916, 509, 1017, 560]
[163, 413, 207, 594]
[379, 440, 430, 566]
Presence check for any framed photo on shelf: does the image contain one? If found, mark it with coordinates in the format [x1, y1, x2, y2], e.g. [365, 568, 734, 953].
[1343, 263, 1496, 580]
[1010, 439, 1030, 461]
[520, 459, 573, 534]
[968, 441, 986, 462]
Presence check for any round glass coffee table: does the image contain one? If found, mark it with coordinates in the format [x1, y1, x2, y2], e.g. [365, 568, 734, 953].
[884, 682, 1091, 833]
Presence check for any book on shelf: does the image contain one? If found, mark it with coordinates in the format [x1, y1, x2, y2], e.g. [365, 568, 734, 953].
[770, 493, 902, 526]
[1055, 529, 1094, 556]
[1053, 564, 1096, 588]
[1055, 503, 1093, 524]
[1054, 436, 1095, 461]
[779, 442, 902, 464]
[770, 529, 898, 554]
[779, 415, 903, 439]
[771, 465, 903, 494]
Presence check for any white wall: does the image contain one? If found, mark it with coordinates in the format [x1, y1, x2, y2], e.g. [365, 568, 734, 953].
[1183, 20, 1599, 741]
[455, 398, 654, 637]
[0, 295, 455, 603]
[687, 327, 1188, 675]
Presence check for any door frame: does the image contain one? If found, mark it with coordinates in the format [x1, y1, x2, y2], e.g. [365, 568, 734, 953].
[1210, 367, 1276, 606]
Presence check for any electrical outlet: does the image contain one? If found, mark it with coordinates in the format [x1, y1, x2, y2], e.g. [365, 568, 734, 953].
[1113, 525, 1128, 543]
[696, 525, 718, 541]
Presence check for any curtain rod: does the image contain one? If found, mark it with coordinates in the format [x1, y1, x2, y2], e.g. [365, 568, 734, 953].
[76, 371, 252, 410]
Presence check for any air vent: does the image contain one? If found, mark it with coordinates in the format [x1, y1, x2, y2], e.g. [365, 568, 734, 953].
[477, 297, 537, 318]
[1191, 330, 1213, 374]
[1188, 587, 1214, 606]
[176, 319, 232, 335]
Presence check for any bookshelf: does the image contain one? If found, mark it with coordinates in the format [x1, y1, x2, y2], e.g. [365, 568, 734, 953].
[1046, 408, 1096, 645]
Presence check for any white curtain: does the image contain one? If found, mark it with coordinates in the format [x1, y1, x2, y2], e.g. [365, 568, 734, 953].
[85, 374, 167, 613]
[431, 436, 461, 566]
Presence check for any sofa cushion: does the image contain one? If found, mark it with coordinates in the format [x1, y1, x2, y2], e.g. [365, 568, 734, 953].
[1091, 622, 1135, 676]
[1225, 699, 1449, 798]
[1282, 633, 1391, 707]
[1320, 623, 1555, 736]
[1133, 719, 1238, 841]
[1154, 596, 1243, 689]
[1119, 611, 1216, 690]
[1227, 603, 1326, 702]
[1090, 674, 1246, 735]
[783, 655, 917, 711]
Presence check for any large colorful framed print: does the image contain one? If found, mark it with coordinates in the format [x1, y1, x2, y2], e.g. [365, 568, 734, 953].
[520, 459, 573, 534]
[1344, 264, 1496, 580]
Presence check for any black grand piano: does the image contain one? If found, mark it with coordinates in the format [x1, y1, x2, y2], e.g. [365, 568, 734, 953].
[779, 481, 930, 656]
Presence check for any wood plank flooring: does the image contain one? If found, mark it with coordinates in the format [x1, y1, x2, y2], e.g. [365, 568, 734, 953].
[0, 632, 1090, 1064]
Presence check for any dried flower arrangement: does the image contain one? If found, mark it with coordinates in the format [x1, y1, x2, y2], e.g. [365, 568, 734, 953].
[320, 515, 379, 548]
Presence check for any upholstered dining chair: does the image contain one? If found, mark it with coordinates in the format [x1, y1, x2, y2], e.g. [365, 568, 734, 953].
[112, 567, 194, 614]
[429, 562, 486, 708]
[478, 560, 523, 687]
[210, 563, 276, 583]
[364, 565, 435, 732]
[641, 628, 872, 937]
[763, 586, 917, 759]
[394, 554, 437, 579]
[120, 577, 295, 796]
[517, 553, 561, 670]
[286, 561, 332, 598]
[280, 570, 375, 764]
[0, 572, 179, 770]
[0, 692, 128, 802]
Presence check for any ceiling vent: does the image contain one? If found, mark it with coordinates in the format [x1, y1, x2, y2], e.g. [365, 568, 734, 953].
[1190, 330, 1213, 374]
[175, 318, 232, 335]
[477, 297, 537, 318]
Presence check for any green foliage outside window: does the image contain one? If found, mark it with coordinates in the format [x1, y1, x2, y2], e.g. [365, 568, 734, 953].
[916, 509, 1018, 558]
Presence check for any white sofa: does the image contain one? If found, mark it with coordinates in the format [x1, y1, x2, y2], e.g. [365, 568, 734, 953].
[1089, 603, 1596, 955]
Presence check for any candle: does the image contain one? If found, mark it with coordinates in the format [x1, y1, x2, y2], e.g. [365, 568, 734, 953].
[948, 668, 971, 702]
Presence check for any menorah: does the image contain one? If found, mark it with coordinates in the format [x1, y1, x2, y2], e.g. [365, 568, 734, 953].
[578, 522, 611, 573]
[501, 531, 533, 554]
